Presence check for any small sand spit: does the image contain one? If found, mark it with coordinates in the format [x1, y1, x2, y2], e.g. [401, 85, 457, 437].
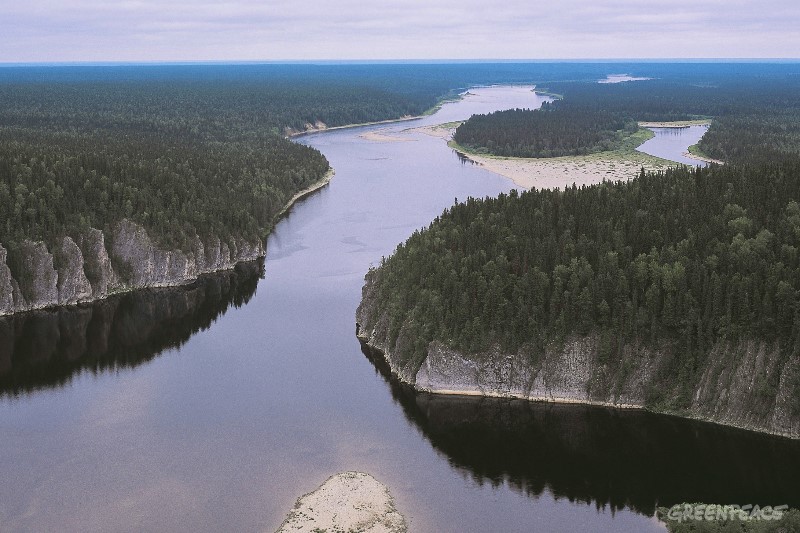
[467, 152, 666, 190]
[276, 472, 407, 533]
[359, 129, 415, 143]
[638, 120, 710, 128]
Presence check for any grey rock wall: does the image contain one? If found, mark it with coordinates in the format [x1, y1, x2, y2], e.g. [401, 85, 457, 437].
[54, 237, 93, 305]
[357, 269, 800, 439]
[0, 245, 14, 314]
[0, 219, 265, 315]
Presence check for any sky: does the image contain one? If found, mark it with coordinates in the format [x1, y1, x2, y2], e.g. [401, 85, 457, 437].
[2, 0, 799, 63]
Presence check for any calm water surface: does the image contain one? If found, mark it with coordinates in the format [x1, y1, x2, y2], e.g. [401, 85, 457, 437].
[2, 87, 797, 532]
[637, 125, 711, 166]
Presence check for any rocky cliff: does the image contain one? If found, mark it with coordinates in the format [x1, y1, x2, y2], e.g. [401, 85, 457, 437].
[0, 219, 264, 316]
[356, 271, 800, 439]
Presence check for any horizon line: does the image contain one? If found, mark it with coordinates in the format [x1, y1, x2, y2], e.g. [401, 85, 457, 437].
[1, 58, 800, 68]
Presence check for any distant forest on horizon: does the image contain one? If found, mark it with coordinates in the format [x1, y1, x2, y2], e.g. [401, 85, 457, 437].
[2, 61, 799, 256]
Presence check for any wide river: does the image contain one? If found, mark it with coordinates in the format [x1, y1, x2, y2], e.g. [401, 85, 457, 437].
[2, 87, 798, 532]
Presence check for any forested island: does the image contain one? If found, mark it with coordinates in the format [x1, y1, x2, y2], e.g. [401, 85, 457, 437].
[358, 68, 800, 438]
[454, 74, 800, 164]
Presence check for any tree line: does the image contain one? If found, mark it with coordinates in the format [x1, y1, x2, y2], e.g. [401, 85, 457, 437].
[454, 74, 800, 161]
[453, 105, 637, 158]
[369, 158, 800, 411]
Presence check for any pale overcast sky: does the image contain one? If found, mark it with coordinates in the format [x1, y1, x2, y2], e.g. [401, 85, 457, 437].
[2, 0, 799, 62]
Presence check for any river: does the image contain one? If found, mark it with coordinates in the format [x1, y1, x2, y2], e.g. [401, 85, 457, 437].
[1, 86, 797, 532]
[637, 124, 711, 166]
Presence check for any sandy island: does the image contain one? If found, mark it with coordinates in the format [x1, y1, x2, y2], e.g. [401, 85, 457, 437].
[275, 472, 407, 533]
[287, 105, 719, 191]
[411, 123, 680, 190]
[286, 116, 420, 138]
[359, 128, 416, 143]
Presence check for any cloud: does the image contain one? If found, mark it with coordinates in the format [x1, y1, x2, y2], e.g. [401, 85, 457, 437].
[2, 0, 799, 61]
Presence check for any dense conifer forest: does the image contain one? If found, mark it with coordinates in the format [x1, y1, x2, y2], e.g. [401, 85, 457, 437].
[454, 74, 800, 162]
[367, 67, 800, 412]
[0, 63, 795, 246]
[0, 66, 456, 251]
[3, 62, 799, 257]
[0, 62, 630, 252]
[0, 63, 525, 251]
[453, 105, 637, 157]
[370, 159, 800, 396]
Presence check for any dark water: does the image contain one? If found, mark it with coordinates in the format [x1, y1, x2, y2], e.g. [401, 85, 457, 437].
[364, 345, 800, 518]
[1, 87, 797, 532]
[0, 262, 262, 397]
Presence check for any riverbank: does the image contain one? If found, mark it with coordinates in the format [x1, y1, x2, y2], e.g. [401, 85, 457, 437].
[638, 119, 711, 128]
[286, 116, 422, 138]
[276, 472, 407, 533]
[686, 144, 725, 165]
[355, 332, 800, 441]
[274, 168, 335, 220]
[0, 168, 335, 317]
[286, 91, 467, 139]
[356, 259, 800, 442]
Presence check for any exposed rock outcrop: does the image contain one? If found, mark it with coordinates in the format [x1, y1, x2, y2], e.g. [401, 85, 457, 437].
[11, 240, 59, 309]
[0, 245, 14, 314]
[356, 270, 800, 439]
[0, 219, 265, 315]
[54, 237, 93, 305]
[79, 228, 118, 297]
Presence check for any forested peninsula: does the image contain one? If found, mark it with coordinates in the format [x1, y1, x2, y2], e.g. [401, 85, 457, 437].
[454, 75, 800, 164]
[358, 68, 800, 438]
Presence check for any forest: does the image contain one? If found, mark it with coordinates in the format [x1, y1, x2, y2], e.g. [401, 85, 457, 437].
[3, 62, 800, 268]
[386, 70, 800, 400]
[3, 62, 798, 250]
[367, 155, 800, 410]
[0, 62, 631, 253]
[454, 74, 800, 163]
[453, 105, 637, 157]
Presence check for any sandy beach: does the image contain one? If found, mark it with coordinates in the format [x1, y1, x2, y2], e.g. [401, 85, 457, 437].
[638, 120, 711, 128]
[463, 151, 669, 189]
[276, 472, 407, 533]
[286, 115, 421, 138]
[412, 124, 674, 190]
[359, 128, 416, 142]
[683, 151, 724, 165]
[274, 168, 335, 220]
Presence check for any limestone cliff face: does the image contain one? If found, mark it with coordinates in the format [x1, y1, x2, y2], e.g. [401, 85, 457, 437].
[0, 219, 265, 315]
[10, 241, 59, 310]
[356, 270, 800, 439]
[54, 237, 93, 306]
[356, 269, 421, 384]
[0, 246, 14, 315]
[78, 228, 118, 298]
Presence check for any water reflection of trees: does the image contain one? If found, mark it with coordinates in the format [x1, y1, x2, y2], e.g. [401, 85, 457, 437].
[361, 344, 800, 517]
[0, 260, 262, 396]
